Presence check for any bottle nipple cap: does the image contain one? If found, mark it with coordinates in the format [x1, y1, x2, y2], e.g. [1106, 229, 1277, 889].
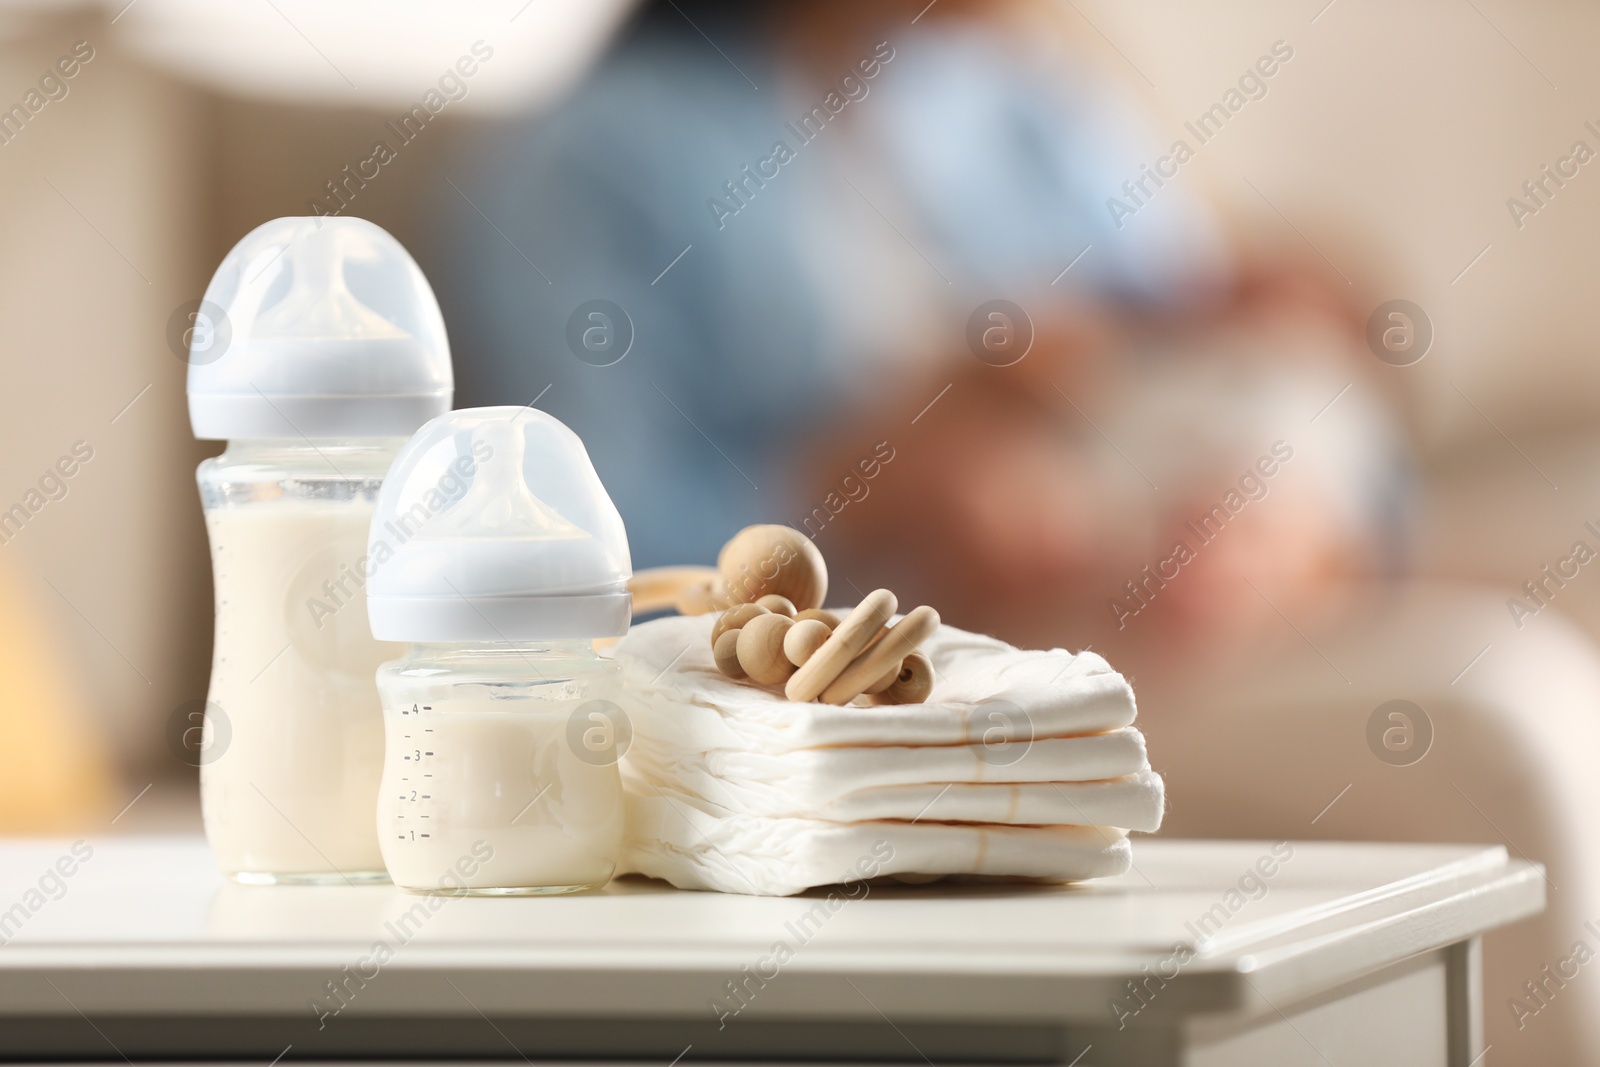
[366, 407, 632, 642]
[421, 419, 587, 541]
[187, 216, 453, 441]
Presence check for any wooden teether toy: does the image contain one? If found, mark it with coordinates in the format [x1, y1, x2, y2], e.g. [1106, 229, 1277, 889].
[795, 607, 841, 628]
[879, 651, 933, 705]
[819, 605, 940, 705]
[719, 525, 827, 610]
[785, 589, 897, 702]
[713, 629, 746, 679]
[756, 594, 797, 617]
[864, 662, 901, 695]
[628, 524, 939, 705]
[629, 565, 727, 616]
[736, 613, 796, 686]
[783, 618, 832, 667]
[628, 525, 826, 616]
[711, 602, 768, 646]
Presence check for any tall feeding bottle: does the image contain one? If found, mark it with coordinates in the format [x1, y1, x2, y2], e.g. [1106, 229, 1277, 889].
[187, 217, 453, 884]
[367, 408, 632, 894]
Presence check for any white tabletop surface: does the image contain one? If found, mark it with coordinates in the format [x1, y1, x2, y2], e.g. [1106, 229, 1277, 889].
[0, 835, 1542, 1024]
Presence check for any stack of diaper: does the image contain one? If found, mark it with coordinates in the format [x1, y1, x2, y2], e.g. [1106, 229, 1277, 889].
[612, 614, 1164, 895]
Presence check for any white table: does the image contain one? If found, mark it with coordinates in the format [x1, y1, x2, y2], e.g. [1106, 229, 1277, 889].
[0, 836, 1541, 1065]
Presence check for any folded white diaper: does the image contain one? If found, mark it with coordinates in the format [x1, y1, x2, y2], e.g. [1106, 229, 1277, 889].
[623, 731, 1159, 817]
[628, 765, 1165, 830]
[623, 787, 1133, 896]
[613, 614, 1162, 895]
[616, 618, 1138, 751]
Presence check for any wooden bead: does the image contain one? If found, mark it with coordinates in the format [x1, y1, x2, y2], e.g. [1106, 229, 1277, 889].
[785, 589, 897, 703]
[820, 605, 940, 706]
[756, 594, 797, 618]
[737, 613, 796, 686]
[794, 608, 840, 629]
[711, 602, 769, 647]
[713, 629, 746, 679]
[864, 660, 901, 695]
[879, 651, 933, 704]
[718, 525, 828, 611]
[783, 618, 832, 667]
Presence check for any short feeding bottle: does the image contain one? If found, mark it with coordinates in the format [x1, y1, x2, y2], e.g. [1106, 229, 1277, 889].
[367, 407, 632, 895]
[188, 216, 453, 884]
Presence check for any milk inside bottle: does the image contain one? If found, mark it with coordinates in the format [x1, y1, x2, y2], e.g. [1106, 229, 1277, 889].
[187, 216, 453, 884]
[366, 408, 632, 894]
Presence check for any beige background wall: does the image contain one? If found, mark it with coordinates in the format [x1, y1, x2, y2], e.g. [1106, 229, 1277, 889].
[0, 8, 213, 779]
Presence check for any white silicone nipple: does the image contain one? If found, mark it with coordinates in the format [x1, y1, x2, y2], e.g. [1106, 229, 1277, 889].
[421, 417, 590, 542]
[254, 223, 408, 341]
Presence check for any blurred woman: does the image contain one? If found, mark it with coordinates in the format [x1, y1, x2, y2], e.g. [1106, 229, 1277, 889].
[433, 0, 1399, 667]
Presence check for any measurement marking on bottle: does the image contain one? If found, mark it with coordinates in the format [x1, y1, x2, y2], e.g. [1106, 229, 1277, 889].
[420, 833, 430, 839]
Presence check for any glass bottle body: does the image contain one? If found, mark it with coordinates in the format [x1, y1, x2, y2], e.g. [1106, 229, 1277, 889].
[375, 643, 626, 895]
[197, 438, 402, 884]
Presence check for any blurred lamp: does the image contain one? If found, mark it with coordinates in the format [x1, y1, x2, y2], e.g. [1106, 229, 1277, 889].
[111, 0, 638, 112]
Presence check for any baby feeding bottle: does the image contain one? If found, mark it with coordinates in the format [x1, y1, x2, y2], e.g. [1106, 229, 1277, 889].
[366, 407, 632, 895]
[188, 216, 453, 884]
